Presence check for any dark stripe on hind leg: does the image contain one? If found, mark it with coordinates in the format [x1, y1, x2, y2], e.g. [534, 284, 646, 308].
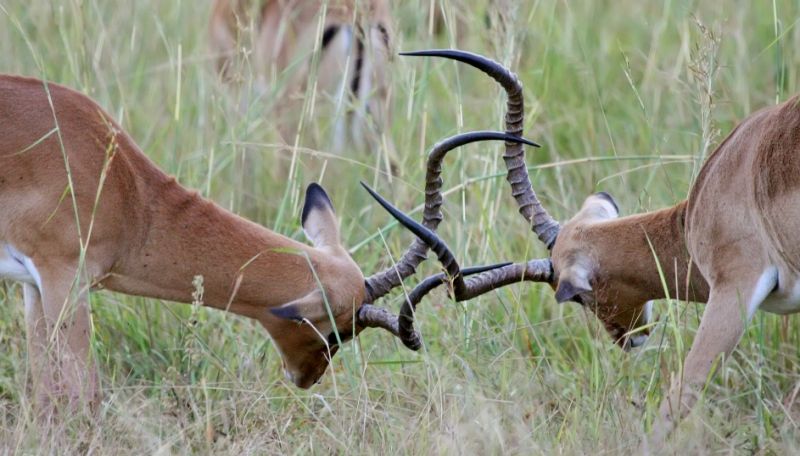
[376, 24, 390, 48]
[349, 26, 365, 97]
[321, 25, 339, 50]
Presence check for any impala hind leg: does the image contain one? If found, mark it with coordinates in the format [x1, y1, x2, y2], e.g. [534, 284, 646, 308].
[31, 266, 100, 416]
[647, 273, 775, 450]
[24, 283, 55, 412]
[351, 25, 397, 175]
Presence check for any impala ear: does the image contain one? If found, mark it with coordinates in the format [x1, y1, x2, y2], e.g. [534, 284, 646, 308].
[594, 191, 620, 216]
[301, 183, 340, 248]
[554, 265, 593, 304]
[270, 289, 327, 322]
[577, 192, 620, 223]
[555, 279, 592, 303]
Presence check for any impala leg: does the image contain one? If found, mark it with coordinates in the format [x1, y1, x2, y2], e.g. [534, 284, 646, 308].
[359, 26, 397, 174]
[34, 266, 100, 415]
[23, 283, 56, 414]
[649, 283, 761, 448]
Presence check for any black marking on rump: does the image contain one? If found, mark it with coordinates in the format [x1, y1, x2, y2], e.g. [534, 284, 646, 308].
[301, 183, 334, 226]
[321, 25, 339, 50]
[594, 191, 620, 215]
[350, 27, 365, 97]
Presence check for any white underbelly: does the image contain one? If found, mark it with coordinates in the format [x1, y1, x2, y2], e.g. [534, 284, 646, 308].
[0, 244, 42, 291]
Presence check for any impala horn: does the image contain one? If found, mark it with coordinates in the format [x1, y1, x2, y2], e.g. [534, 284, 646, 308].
[401, 50, 561, 249]
[362, 132, 539, 303]
[355, 182, 510, 349]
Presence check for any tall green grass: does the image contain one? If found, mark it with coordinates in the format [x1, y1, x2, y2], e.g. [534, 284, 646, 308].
[1, 0, 800, 453]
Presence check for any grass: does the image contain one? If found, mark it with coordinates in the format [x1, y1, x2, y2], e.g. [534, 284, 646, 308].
[1, 0, 800, 453]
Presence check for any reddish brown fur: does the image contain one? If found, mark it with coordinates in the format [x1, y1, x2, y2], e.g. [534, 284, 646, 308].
[548, 96, 800, 446]
[0, 75, 366, 408]
[553, 201, 710, 347]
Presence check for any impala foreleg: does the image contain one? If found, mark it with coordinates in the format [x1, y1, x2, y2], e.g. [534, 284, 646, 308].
[649, 275, 773, 448]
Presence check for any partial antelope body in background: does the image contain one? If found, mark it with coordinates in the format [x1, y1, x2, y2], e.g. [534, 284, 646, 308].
[209, 0, 394, 157]
[0, 70, 533, 413]
[397, 50, 800, 449]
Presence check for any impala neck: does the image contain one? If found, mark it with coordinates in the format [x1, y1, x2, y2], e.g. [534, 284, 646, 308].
[107, 177, 318, 318]
[590, 201, 710, 303]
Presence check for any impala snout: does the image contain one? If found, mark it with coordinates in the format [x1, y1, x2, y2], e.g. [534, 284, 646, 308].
[627, 332, 648, 349]
[604, 300, 653, 351]
[284, 366, 322, 389]
[282, 343, 341, 389]
[612, 325, 650, 352]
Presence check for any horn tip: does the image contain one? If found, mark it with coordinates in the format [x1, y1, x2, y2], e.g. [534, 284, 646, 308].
[360, 181, 385, 207]
[506, 135, 541, 148]
[399, 49, 442, 56]
[462, 261, 513, 276]
[399, 49, 472, 58]
[360, 181, 381, 201]
[521, 137, 542, 148]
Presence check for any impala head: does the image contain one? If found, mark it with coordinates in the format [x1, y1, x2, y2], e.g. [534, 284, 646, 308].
[263, 183, 365, 388]
[268, 130, 530, 387]
[550, 192, 652, 350]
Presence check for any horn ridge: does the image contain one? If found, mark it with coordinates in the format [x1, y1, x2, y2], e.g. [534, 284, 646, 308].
[401, 49, 561, 249]
[363, 132, 538, 302]
[361, 50, 561, 351]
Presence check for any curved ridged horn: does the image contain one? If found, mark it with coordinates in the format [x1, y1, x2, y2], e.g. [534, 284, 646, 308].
[363, 132, 539, 302]
[401, 50, 561, 249]
[360, 182, 463, 284]
[395, 259, 553, 350]
[356, 304, 401, 338]
[397, 262, 512, 350]
[357, 182, 502, 347]
[406, 258, 553, 307]
[357, 263, 510, 349]
[360, 50, 560, 351]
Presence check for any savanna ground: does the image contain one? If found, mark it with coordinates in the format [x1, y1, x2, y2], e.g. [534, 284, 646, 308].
[1, 0, 799, 454]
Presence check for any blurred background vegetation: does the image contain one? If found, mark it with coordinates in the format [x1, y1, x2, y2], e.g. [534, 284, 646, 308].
[1, 0, 800, 453]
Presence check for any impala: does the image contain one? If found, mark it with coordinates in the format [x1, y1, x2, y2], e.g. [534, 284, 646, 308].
[209, 0, 394, 155]
[0, 72, 537, 412]
[393, 49, 800, 446]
